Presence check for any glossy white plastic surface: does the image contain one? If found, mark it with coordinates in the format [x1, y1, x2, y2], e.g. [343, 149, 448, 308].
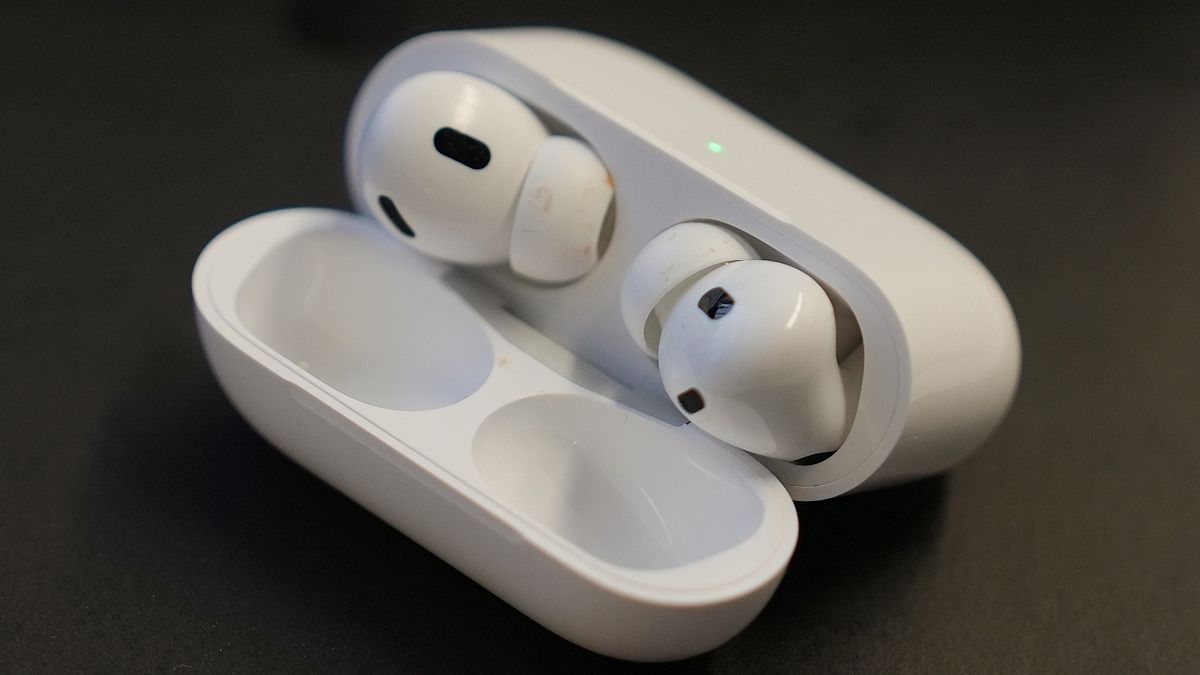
[658, 261, 850, 461]
[510, 136, 613, 283]
[360, 71, 548, 264]
[194, 208, 798, 662]
[235, 227, 493, 410]
[474, 394, 767, 569]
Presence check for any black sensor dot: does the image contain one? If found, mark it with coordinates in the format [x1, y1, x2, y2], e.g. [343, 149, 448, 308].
[378, 195, 414, 237]
[433, 127, 491, 170]
[677, 388, 705, 414]
[697, 287, 734, 319]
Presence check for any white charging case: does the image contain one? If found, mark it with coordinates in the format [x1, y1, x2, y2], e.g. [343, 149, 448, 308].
[193, 28, 1020, 662]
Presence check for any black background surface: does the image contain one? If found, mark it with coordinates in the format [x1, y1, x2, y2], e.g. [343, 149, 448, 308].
[3, 2, 1199, 672]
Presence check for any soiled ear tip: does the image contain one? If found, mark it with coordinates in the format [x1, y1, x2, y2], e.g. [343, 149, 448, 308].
[510, 136, 613, 283]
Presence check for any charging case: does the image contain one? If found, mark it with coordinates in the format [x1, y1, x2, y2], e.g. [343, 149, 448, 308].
[193, 28, 1020, 662]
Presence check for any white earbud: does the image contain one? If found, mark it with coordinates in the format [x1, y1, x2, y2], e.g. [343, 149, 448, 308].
[359, 70, 613, 282]
[657, 260, 851, 460]
[622, 223, 854, 461]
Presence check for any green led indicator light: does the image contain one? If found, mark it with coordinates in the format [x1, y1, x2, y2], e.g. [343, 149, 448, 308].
[707, 141, 724, 154]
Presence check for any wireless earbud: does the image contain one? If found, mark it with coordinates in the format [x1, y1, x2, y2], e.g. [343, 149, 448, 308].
[657, 260, 852, 460]
[359, 70, 613, 283]
[622, 222, 855, 461]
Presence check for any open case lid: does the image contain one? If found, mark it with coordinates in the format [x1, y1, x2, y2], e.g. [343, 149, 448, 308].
[193, 207, 800, 661]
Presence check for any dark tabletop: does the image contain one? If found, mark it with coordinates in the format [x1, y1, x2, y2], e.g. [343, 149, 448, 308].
[3, 2, 1198, 672]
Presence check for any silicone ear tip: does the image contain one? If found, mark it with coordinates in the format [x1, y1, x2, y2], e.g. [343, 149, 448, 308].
[619, 222, 760, 357]
[510, 137, 613, 283]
